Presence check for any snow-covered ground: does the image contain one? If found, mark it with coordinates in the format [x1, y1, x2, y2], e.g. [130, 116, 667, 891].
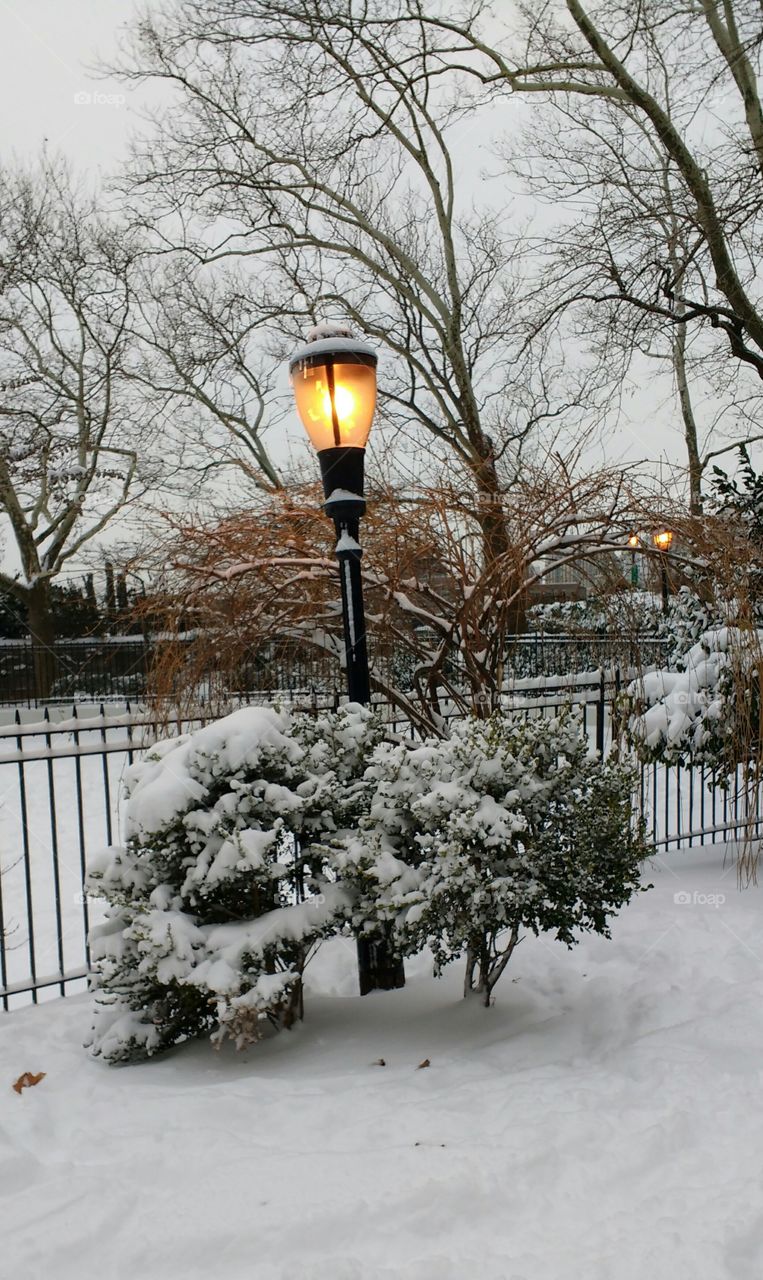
[2, 841, 762, 1279]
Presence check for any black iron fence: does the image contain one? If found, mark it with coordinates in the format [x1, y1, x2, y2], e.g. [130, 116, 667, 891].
[0, 632, 671, 707]
[0, 637, 153, 706]
[1, 679, 759, 1011]
[0, 703, 202, 1010]
[506, 632, 670, 678]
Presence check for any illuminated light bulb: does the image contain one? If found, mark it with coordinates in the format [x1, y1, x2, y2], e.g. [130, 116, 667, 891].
[289, 330, 378, 454]
[320, 384, 355, 425]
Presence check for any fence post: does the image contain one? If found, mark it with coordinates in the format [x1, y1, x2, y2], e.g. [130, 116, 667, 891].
[15, 707, 37, 1002]
[612, 664, 622, 760]
[596, 668, 606, 758]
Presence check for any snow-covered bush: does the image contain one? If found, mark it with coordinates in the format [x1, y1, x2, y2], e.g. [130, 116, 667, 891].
[651, 450, 763, 671]
[87, 703, 383, 1064]
[712, 447, 763, 601]
[623, 626, 763, 775]
[527, 595, 661, 637]
[529, 587, 725, 671]
[656, 586, 721, 670]
[337, 711, 650, 1006]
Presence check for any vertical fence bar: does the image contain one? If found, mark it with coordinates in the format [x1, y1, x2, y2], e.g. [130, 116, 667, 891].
[99, 704, 113, 848]
[72, 705, 91, 969]
[25, 645, 33, 708]
[722, 774, 729, 842]
[126, 700, 136, 766]
[652, 761, 658, 847]
[595, 669, 605, 758]
[43, 707, 66, 994]
[688, 763, 694, 847]
[16, 709, 37, 1002]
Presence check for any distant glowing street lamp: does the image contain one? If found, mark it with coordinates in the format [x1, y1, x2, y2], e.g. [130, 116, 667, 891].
[652, 528, 674, 613]
[289, 323, 404, 996]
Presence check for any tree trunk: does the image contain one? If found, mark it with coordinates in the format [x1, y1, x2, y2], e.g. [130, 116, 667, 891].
[464, 942, 480, 996]
[464, 935, 491, 1003]
[105, 562, 116, 632]
[470, 443, 526, 713]
[673, 315, 704, 515]
[278, 976, 304, 1029]
[473, 444, 526, 634]
[26, 582, 56, 703]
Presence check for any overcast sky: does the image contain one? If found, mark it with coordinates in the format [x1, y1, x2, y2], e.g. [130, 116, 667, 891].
[0, 0, 142, 174]
[0, 0, 745, 507]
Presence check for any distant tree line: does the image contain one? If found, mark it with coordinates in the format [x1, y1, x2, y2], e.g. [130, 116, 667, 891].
[0, 565, 146, 641]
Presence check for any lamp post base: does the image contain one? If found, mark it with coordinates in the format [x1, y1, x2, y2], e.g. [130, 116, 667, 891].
[356, 934, 406, 996]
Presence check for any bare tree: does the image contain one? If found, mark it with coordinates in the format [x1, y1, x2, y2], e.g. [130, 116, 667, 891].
[115, 0, 606, 600]
[401, 0, 763, 505]
[0, 156, 167, 691]
[129, 258, 290, 495]
[142, 458, 641, 731]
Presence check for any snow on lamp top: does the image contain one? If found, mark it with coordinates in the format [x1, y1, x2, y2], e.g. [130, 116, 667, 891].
[289, 322, 378, 453]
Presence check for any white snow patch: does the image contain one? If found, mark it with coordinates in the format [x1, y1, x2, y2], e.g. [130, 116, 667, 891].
[335, 530, 361, 554]
[123, 706, 298, 838]
[2, 845, 762, 1279]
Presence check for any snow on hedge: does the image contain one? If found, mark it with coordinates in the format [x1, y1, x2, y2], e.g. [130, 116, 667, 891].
[624, 625, 763, 771]
[87, 703, 383, 1063]
[87, 702, 650, 1061]
[338, 710, 650, 1005]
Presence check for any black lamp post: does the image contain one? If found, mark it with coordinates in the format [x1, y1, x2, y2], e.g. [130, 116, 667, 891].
[627, 533, 640, 588]
[652, 528, 674, 614]
[289, 323, 405, 995]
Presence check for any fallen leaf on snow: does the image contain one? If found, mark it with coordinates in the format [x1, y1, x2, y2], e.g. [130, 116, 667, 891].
[12, 1071, 46, 1094]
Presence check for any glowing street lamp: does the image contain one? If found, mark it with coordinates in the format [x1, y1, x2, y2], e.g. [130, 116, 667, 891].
[290, 335, 377, 456]
[289, 325, 378, 705]
[652, 529, 674, 553]
[289, 323, 404, 997]
[652, 528, 674, 613]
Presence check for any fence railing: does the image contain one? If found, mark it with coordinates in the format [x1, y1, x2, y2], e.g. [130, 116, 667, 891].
[0, 637, 153, 707]
[0, 632, 671, 707]
[1, 680, 754, 1011]
[0, 703, 210, 1010]
[505, 632, 670, 679]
